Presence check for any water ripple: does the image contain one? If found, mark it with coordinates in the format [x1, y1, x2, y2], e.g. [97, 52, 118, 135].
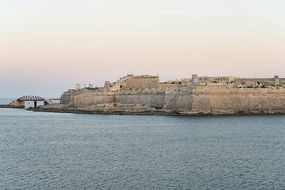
[0, 109, 285, 189]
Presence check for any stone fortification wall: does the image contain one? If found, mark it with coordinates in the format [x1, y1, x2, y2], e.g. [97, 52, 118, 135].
[60, 88, 94, 105]
[116, 76, 159, 91]
[69, 89, 192, 110]
[234, 77, 285, 86]
[115, 91, 165, 108]
[60, 90, 74, 104]
[235, 78, 275, 86]
[163, 90, 192, 110]
[124, 77, 158, 90]
[72, 91, 115, 108]
[67, 90, 165, 109]
[192, 87, 285, 113]
[279, 78, 285, 84]
[159, 83, 177, 90]
[60, 86, 285, 114]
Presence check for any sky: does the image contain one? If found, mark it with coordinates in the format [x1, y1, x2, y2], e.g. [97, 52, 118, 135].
[1, 0, 285, 98]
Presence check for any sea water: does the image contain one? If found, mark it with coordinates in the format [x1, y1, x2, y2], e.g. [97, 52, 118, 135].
[0, 108, 284, 189]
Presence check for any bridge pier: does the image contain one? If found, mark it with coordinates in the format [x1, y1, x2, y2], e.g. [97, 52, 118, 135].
[14, 100, 25, 108]
[34, 101, 37, 107]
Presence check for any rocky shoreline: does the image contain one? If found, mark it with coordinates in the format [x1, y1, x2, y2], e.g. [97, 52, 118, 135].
[0, 105, 25, 109]
[30, 104, 285, 116]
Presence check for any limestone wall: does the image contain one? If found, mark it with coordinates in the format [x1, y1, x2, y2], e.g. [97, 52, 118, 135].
[120, 77, 159, 90]
[280, 78, 285, 84]
[192, 87, 285, 113]
[115, 91, 165, 108]
[60, 90, 74, 104]
[69, 90, 165, 109]
[72, 92, 115, 108]
[159, 83, 177, 90]
[164, 90, 192, 110]
[60, 85, 285, 114]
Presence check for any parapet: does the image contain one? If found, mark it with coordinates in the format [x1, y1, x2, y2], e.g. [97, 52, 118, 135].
[110, 74, 160, 91]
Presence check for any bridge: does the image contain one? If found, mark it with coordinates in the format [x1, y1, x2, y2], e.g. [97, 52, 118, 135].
[15, 95, 49, 108]
[0, 96, 50, 109]
[17, 95, 46, 102]
[0, 96, 60, 109]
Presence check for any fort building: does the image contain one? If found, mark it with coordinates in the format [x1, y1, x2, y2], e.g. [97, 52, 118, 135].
[109, 74, 160, 92]
[54, 74, 285, 116]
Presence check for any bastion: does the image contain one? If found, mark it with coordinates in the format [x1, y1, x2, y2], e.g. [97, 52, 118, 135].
[36, 74, 285, 115]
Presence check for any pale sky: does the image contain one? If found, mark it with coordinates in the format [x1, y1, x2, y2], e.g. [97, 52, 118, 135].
[1, 0, 285, 98]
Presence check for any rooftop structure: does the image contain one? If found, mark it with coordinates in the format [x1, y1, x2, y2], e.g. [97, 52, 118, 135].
[110, 74, 160, 92]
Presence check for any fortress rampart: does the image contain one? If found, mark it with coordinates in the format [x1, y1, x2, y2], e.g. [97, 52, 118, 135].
[55, 74, 285, 115]
[192, 87, 285, 114]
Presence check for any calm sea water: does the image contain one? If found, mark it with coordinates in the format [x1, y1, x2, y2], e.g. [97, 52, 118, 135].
[0, 108, 285, 190]
[0, 98, 14, 104]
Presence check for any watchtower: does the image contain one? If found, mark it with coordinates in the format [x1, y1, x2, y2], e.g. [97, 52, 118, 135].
[192, 74, 199, 86]
[274, 75, 280, 86]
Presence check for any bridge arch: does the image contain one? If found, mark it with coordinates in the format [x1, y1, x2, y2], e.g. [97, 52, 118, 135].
[17, 95, 46, 102]
[12, 95, 49, 108]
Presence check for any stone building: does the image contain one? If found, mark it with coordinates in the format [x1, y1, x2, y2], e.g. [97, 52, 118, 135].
[110, 74, 160, 91]
[159, 82, 178, 90]
[192, 74, 199, 86]
[234, 75, 285, 87]
[198, 76, 235, 85]
[274, 75, 280, 85]
[104, 81, 111, 92]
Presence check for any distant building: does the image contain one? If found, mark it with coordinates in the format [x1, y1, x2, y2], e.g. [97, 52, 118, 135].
[274, 75, 280, 86]
[76, 83, 81, 90]
[192, 74, 199, 86]
[198, 76, 235, 84]
[111, 74, 160, 91]
[104, 81, 111, 92]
